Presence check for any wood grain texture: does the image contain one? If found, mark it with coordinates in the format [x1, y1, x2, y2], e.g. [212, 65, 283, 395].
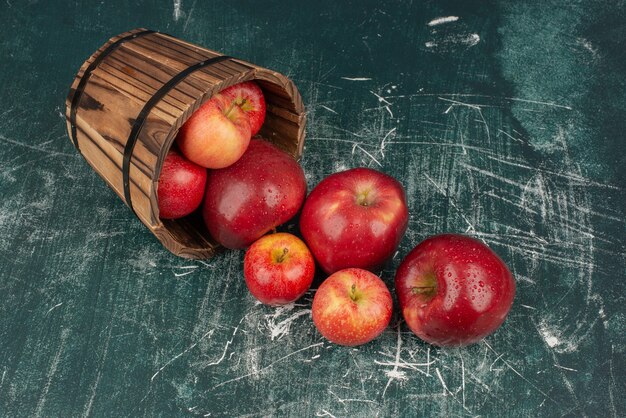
[65, 29, 306, 259]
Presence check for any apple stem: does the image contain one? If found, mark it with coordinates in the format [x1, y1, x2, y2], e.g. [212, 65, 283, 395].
[411, 286, 436, 295]
[224, 102, 237, 119]
[350, 283, 358, 301]
[276, 247, 289, 263]
[356, 189, 372, 207]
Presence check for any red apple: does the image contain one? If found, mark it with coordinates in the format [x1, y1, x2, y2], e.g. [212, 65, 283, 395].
[220, 81, 266, 136]
[203, 138, 307, 249]
[395, 234, 516, 347]
[312, 268, 392, 346]
[300, 168, 409, 274]
[176, 93, 251, 169]
[244, 232, 315, 305]
[157, 149, 207, 219]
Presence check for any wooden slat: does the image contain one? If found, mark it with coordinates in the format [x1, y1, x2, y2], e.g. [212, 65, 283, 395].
[66, 29, 306, 259]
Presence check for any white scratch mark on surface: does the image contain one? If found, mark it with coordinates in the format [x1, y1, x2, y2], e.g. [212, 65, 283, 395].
[435, 368, 449, 396]
[507, 96, 573, 109]
[427, 16, 459, 26]
[450, 111, 468, 154]
[498, 128, 524, 143]
[174, 270, 195, 277]
[554, 364, 578, 372]
[438, 97, 482, 111]
[608, 347, 617, 417]
[182, 0, 197, 31]
[537, 320, 562, 348]
[369, 90, 395, 118]
[82, 324, 114, 418]
[207, 315, 248, 366]
[370, 90, 392, 106]
[577, 38, 599, 59]
[489, 354, 504, 371]
[386, 140, 496, 156]
[381, 92, 574, 110]
[341, 77, 372, 81]
[460, 352, 466, 410]
[483, 191, 538, 215]
[316, 409, 337, 418]
[425, 33, 480, 48]
[382, 325, 408, 397]
[45, 302, 63, 315]
[485, 155, 620, 190]
[328, 390, 377, 405]
[483, 341, 557, 404]
[424, 173, 477, 233]
[35, 329, 69, 417]
[460, 162, 528, 189]
[212, 342, 324, 390]
[151, 329, 215, 382]
[320, 105, 338, 114]
[263, 304, 311, 341]
[173, 0, 182, 21]
[352, 143, 383, 167]
[0, 133, 74, 157]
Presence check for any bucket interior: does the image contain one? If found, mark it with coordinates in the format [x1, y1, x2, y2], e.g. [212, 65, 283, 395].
[153, 76, 305, 258]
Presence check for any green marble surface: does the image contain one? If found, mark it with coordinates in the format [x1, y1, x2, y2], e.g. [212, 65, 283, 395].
[0, 1, 624, 416]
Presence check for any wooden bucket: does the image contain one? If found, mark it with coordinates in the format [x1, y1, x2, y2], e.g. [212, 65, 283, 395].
[65, 29, 306, 259]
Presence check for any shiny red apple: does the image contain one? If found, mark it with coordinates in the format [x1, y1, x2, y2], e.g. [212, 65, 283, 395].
[176, 93, 251, 169]
[312, 268, 392, 346]
[220, 81, 266, 136]
[244, 233, 315, 305]
[395, 234, 516, 347]
[202, 138, 307, 249]
[300, 168, 409, 274]
[157, 149, 207, 219]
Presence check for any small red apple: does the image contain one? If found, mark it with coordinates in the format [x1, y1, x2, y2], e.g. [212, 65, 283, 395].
[176, 93, 251, 169]
[312, 268, 392, 346]
[300, 168, 409, 274]
[244, 233, 315, 305]
[395, 234, 516, 347]
[220, 81, 266, 136]
[157, 149, 207, 219]
[203, 138, 307, 249]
